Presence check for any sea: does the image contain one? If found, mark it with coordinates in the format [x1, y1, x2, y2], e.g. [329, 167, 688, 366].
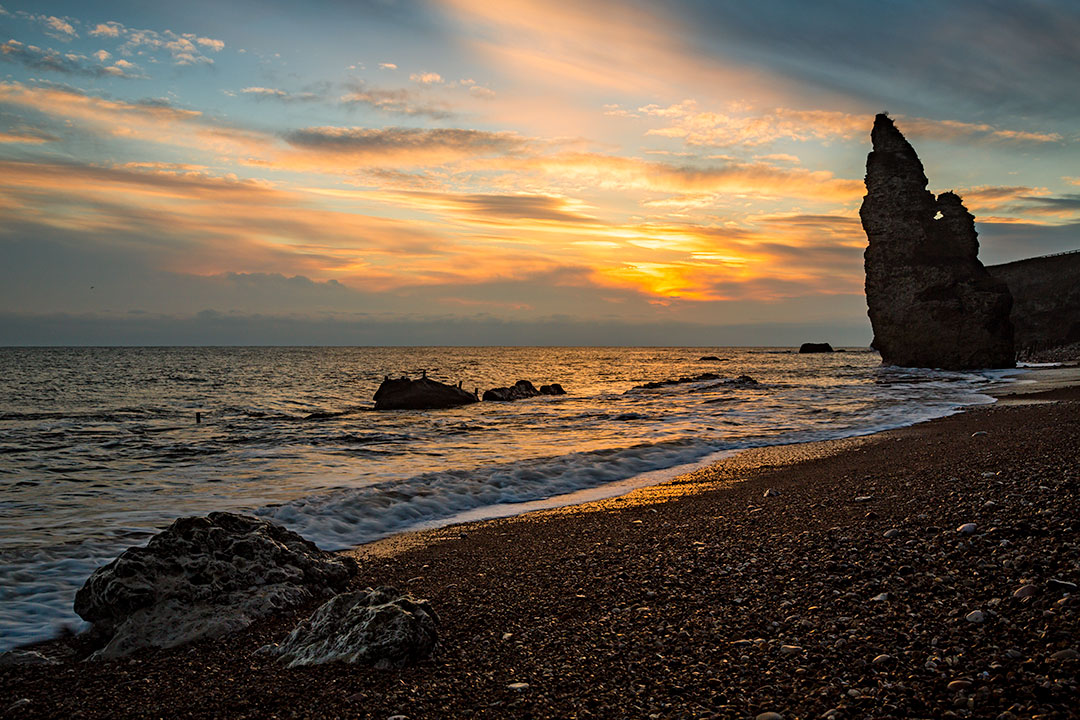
[0, 346, 1018, 652]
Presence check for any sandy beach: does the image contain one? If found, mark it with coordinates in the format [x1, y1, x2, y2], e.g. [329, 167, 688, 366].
[2, 369, 1078, 720]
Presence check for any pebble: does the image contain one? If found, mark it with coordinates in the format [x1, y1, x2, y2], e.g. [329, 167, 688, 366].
[1047, 578, 1078, 593]
[853, 495, 873, 503]
[779, 645, 803, 655]
[965, 610, 985, 623]
[387, 716, 409, 720]
[507, 682, 530, 691]
[1013, 584, 1038, 599]
[883, 529, 899, 538]
[763, 488, 780, 497]
[948, 679, 973, 692]
[872, 653, 893, 664]
[971, 431, 988, 437]
[871, 592, 889, 602]
[957, 523, 977, 534]
[1050, 649, 1078, 660]
[755, 713, 783, 720]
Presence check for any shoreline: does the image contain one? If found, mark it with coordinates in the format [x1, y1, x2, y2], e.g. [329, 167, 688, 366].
[3, 368, 1078, 719]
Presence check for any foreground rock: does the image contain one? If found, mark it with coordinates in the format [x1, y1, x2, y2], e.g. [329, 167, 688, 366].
[262, 587, 437, 668]
[373, 376, 478, 410]
[798, 342, 833, 353]
[483, 380, 566, 401]
[634, 372, 720, 390]
[74, 512, 357, 659]
[860, 114, 1014, 369]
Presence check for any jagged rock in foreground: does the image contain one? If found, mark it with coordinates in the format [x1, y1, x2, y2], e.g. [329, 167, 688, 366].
[74, 512, 357, 660]
[860, 114, 1014, 369]
[483, 380, 566, 401]
[798, 342, 834, 354]
[373, 376, 478, 410]
[262, 587, 437, 669]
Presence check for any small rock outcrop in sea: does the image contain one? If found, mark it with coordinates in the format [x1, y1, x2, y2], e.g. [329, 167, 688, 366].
[74, 512, 357, 659]
[691, 375, 760, 392]
[373, 376, 479, 410]
[859, 114, 1014, 369]
[698, 355, 723, 361]
[798, 342, 833, 353]
[634, 372, 721, 390]
[261, 587, 437, 668]
[483, 380, 566, 401]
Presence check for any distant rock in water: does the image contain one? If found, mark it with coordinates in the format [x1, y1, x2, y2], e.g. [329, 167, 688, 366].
[860, 114, 1014, 369]
[691, 375, 760, 392]
[798, 343, 834, 354]
[698, 355, 724, 361]
[373, 376, 478, 410]
[484, 380, 566, 401]
[74, 512, 357, 659]
[634, 372, 721, 390]
[262, 587, 437, 669]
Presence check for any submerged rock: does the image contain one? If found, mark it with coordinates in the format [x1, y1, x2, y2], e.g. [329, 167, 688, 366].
[262, 587, 437, 668]
[798, 342, 833, 353]
[74, 512, 357, 659]
[373, 376, 478, 410]
[860, 114, 1014, 369]
[539, 383, 567, 395]
[634, 372, 721, 390]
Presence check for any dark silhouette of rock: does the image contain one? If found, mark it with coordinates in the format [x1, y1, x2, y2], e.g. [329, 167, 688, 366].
[74, 512, 357, 659]
[698, 355, 723, 361]
[988, 251, 1080, 361]
[798, 343, 834, 353]
[373, 376, 478, 410]
[539, 383, 567, 395]
[483, 380, 540, 401]
[860, 114, 1014, 369]
[261, 587, 437, 668]
[692, 375, 760, 392]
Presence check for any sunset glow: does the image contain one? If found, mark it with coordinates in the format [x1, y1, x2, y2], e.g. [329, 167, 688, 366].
[2, 0, 1078, 344]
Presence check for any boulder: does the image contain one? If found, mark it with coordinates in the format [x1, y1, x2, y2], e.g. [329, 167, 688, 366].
[262, 587, 437, 669]
[634, 372, 721, 390]
[539, 383, 567, 395]
[373, 376, 478, 410]
[859, 114, 1014, 369]
[698, 355, 723, 361]
[692, 375, 760, 392]
[74, 512, 357, 659]
[798, 342, 833, 353]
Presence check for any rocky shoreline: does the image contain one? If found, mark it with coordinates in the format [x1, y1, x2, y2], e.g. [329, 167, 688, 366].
[2, 379, 1078, 719]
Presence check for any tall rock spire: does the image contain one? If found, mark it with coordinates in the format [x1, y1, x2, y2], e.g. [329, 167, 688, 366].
[859, 114, 1015, 369]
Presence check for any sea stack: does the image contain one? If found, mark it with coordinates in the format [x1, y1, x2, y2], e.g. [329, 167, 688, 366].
[859, 114, 1015, 369]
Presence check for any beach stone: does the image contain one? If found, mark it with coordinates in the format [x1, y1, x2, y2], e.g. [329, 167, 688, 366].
[1051, 649, 1078, 661]
[779, 644, 803, 655]
[507, 682, 531, 691]
[871, 592, 889, 602]
[873, 653, 894, 665]
[965, 610, 985, 623]
[883, 529, 900, 538]
[957, 523, 977, 534]
[0, 649, 57, 666]
[756, 713, 783, 720]
[374, 376, 478, 410]
[948, 679, 973, 692]
[74, 512, 357, 660]
[1047, 578, 1078, 593]
[1013, 584, 1038, 599]
[261, 586, 437, 668]
[859, 113, 1014, 369]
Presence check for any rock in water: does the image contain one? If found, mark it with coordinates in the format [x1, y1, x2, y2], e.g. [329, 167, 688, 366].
[484, 379, 567, 401]
[263, 587, 437, 668]
[373, 376, 478, 410]
[798, 342, 833, 353]
[74, 512, 357, 659]
[859, 114, 1014, 369]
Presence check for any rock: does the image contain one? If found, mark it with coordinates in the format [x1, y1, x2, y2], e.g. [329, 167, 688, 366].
[1013, 584, 1038, 599]
[779, 644, 803, 655]
[859, 114, 1014, 369]
[1047, 578, 1078, 593]
[507, 682, 530, 691]
[798, 342, 834, 353]
[698, 355, 723, 361]
[873, 653, 894, 664]
[854, 495, 874, 503]
[756, 713, 784, 720]
[763, 488, 781, 498]
[74, 512, 357, 659]
[948, 679, 973, 692]
[965, 610, 985, 623]
[871, 592, 889, 602]
[484, 380, 562, 401]
[972, 431, 988, 437]
[883, 529, 900, 538]
[957, 523, 977, 534]
[1051, 649, 1079, 661]
[373, 376, 478, 410]
[634, 372, 721, 390]
[261, 587, 437, 668]
[0, 649, 58, 665]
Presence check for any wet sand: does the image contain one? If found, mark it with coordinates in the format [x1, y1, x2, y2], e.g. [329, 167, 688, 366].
[2, 369, 1078, 719]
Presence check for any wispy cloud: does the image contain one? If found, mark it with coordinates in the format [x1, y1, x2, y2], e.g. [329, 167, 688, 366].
[241, 86, 319, 102]
[1, 40, 144, 78]
[339, 82, 452, 118]
[410, 71, 443, 85]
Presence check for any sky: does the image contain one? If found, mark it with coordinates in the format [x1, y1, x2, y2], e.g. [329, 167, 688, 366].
[1, 0, 1078, 346]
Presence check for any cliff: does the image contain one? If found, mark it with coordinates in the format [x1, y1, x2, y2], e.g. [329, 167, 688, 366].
[987, 251, 1080, 361]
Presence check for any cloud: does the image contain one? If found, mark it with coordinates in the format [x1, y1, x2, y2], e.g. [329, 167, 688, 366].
[378, 62, 397, 70]
[410, 71, 444, 85]
[89, 22, 122, 38]
[241, 86, 319, 102]
[80, 22, 226, 65]
[282, 126, 526, 165]
[0, 40, 144, 78]
[339, 82, 452, 118]
[897, 117, 1063, 144]
[42, 15, 77, 40]
[195, 37, 225, 52]
[0, 126, 59, 144]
